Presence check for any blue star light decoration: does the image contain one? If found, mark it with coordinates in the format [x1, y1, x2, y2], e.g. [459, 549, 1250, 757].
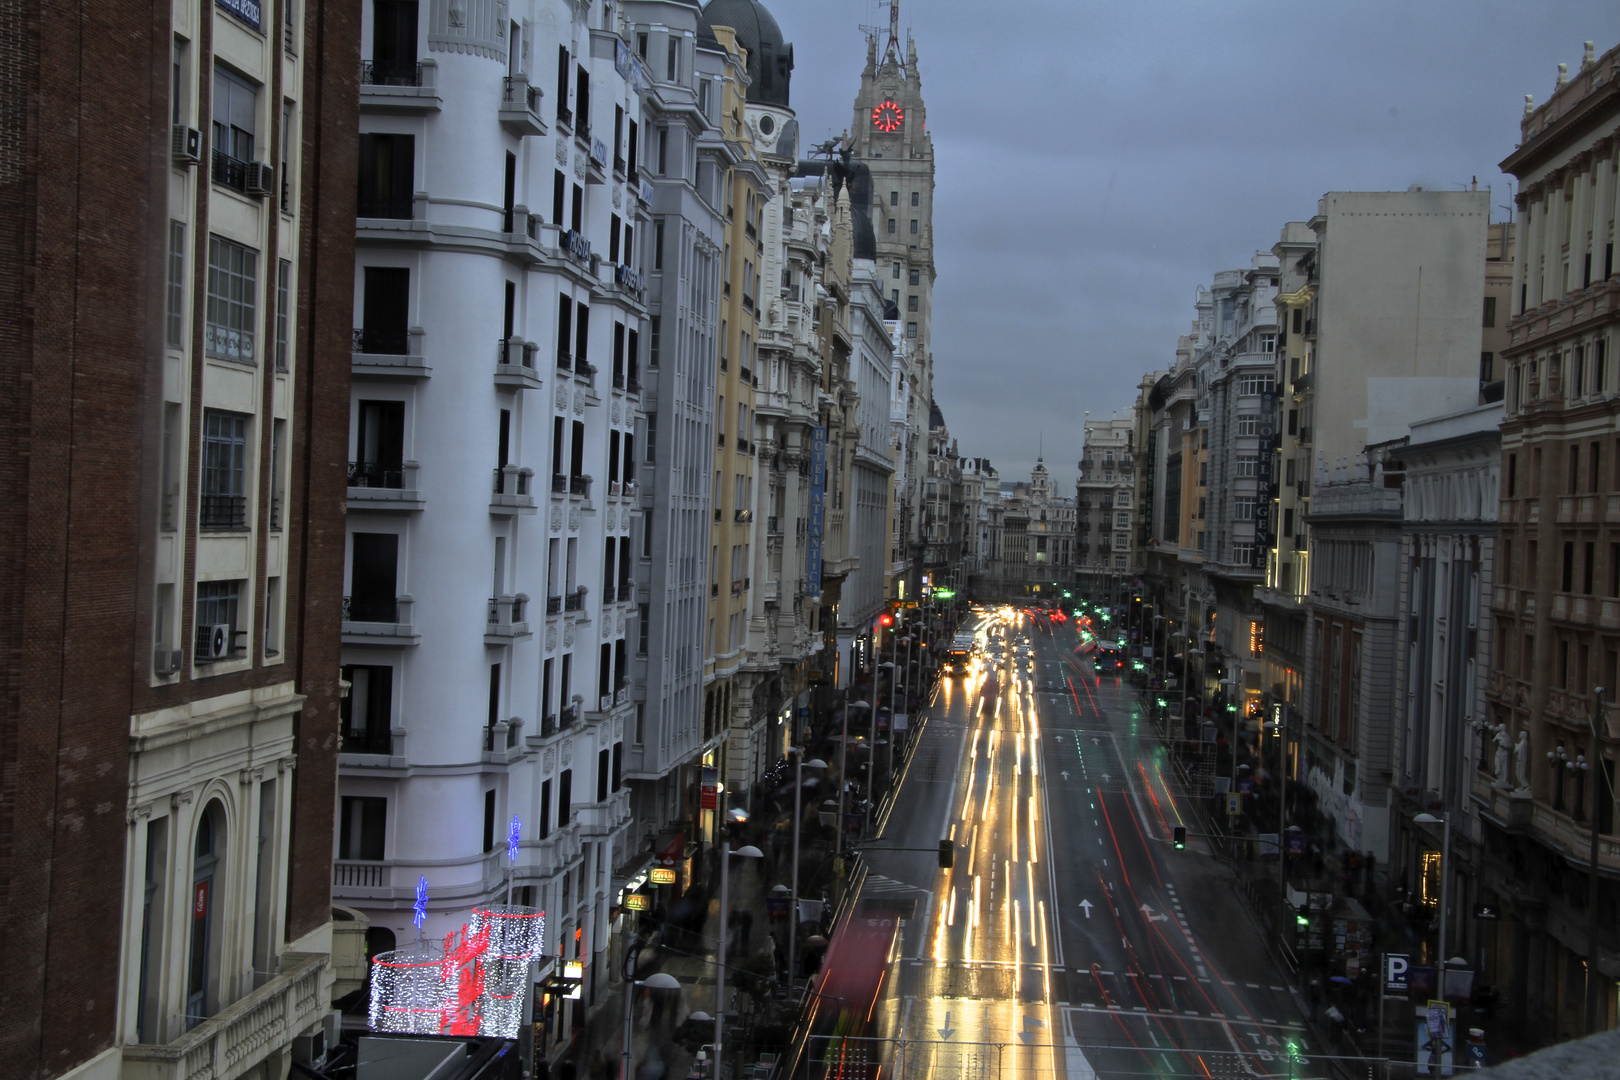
[508, 815, 522, 864]
[413, 875, 429, 931]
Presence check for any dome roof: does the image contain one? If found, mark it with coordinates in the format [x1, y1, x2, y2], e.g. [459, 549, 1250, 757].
[699, 0, 793, 107]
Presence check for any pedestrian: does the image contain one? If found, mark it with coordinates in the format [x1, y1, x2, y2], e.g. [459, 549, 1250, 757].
[736, 907, 754, 954]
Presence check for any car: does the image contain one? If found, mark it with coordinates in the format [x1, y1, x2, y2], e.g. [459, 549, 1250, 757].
[1094, 644, 1124, 671]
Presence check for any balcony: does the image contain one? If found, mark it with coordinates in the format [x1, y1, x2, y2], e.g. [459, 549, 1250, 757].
[601, 584, 616, 604]
[356, 188, 414, 220]
[546, 594, 563, 617]
[199, 493, 247, 531]
[498, 75, 546, 135]
[348, 459, 424, 512]
[569, 474, 592, 499]
[332, 861, 388, 891]
[482, 718, 525, 762]
[494, 337, 543, 390]
[340, 720, 393, 756]
[491, 465, 537, 515]
[551, 473, 568, 497]
[767, 516, 781, 536]
[121, 952, 327, 1080]
[342, 593, 418, 645]
[353, 326, 430, 378]
[559, 703, 580, 729]
[359, 57, 442, 111]
[554, 101, 572, 132]
[1557, 494, 1599, 524]
[564, 586, 587, 612]
[485, 594, 532, 642]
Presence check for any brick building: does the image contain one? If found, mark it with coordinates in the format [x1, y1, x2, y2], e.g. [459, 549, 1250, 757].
[0, 1, 357, 1077]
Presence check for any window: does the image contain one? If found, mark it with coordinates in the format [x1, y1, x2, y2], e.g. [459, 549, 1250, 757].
[372, 2, 419, 81]
[483, 789, 497, 853]
[339, 797, 386, 861]
[889, 191, 898, 206]
[349, 533, 400, 622]
[1234, 497, 1256, 519]
[340, 664, 394, 754]
[886, 218, 896, 234]
[666, 35, 678, 81]
[654, 219, 664, 271]
[167, 221, 186, 348]
[205, 235, 258, 363]
[907, 294, 918, 312]
[911, 191, 919, 206]
[556, 768, 572, 827]
[1236, 455, 1258, 478]
[360, 266, 408, 354]
[657, 128, 668, 175]
[909, 218, 918, 234]
[194, 580, 242, 660]
[275, 260, 290, 371]
[1232, 543, 1253, 565]
[892, 261, 900, 279]
[1236, 374, 1271, 396]
[909, 268, 920, 286]
[1236, 414, 1258, 437]
[906, 321, 918, 338]
[200, 410, 248, 529]
[638, 603, 649, 654]
[1484, 295, 1497, 327]
[1259, 333, 1276, 353]
[211, 65, 257, 171]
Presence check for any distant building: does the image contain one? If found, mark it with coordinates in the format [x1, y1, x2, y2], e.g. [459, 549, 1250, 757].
[1077, 418, 1138, 599]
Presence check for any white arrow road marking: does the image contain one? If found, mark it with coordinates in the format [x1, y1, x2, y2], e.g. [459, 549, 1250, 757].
[1139, 903, 1168, 923]
[1079, 899, 1093, 919]
[936, 1010, 955, 1040]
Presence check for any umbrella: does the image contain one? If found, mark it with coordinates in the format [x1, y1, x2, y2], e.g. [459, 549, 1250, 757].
[1329, 975, 1354, 986]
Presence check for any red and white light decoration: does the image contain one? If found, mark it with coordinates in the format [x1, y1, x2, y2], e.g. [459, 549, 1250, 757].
[871, 101, 903, 132]
[369, 905, 546, 1038]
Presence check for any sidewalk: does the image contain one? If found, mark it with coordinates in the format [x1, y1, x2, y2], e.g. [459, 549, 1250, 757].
[559, 673, 939, 1080]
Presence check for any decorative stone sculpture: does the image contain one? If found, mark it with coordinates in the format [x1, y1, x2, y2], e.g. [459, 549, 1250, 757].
[1493, 726, 1510, 785]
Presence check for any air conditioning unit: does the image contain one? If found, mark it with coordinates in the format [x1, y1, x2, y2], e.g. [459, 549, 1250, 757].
[245, 161, 275, 197]
[290, 1029, 326, 1069]
[153, 648, 183, 676]
[202, 623, 233, 660]
[171, 125, 201, 166]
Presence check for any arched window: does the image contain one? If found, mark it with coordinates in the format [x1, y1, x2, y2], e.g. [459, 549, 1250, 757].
[187, 800, 226, 1027]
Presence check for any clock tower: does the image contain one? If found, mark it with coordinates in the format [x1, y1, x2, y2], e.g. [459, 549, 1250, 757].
[849, 2, 936, 596]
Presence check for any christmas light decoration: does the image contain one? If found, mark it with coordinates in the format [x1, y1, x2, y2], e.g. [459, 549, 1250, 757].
[368, 904, 547, 1039]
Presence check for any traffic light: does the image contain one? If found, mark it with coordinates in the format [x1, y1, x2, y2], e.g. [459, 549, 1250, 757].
[1295, 905, 1309, 930]
[1172, 825, 1186, 850]
[879, 613, 894, 628]
[938, 839, 954, 869]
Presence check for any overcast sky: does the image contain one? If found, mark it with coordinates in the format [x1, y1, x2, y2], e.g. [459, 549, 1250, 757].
[756, 0, 1620, 492]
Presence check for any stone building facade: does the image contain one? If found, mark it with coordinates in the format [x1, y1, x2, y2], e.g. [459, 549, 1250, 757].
[1483, 41, 1620, 1038]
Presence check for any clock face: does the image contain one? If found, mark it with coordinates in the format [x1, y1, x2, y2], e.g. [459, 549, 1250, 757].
[872, 100, 903, 133]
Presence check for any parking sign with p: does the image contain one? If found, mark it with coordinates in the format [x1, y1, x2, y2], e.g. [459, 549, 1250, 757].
[1386, 953, 1411, 996]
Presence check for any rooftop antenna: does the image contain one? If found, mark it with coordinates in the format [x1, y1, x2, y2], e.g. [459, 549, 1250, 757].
[859, 1, 904, 70]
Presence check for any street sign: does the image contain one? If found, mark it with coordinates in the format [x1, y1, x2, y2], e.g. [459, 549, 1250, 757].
[1226, 792, 1243, 816]
[1385, 953, 1411, 996]
[1472, 903, 1501, 921]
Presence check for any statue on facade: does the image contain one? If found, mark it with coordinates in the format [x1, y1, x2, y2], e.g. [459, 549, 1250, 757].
[1493, 725, 1511, 785]
[1513, 728, 1532, 793]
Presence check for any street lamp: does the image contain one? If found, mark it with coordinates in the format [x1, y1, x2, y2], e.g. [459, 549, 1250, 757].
[715, 837, 764, 1075]
[1414, 808, 1452, 1062]
[787, 749, 828, 992]
[620, 941, 681, 1080]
